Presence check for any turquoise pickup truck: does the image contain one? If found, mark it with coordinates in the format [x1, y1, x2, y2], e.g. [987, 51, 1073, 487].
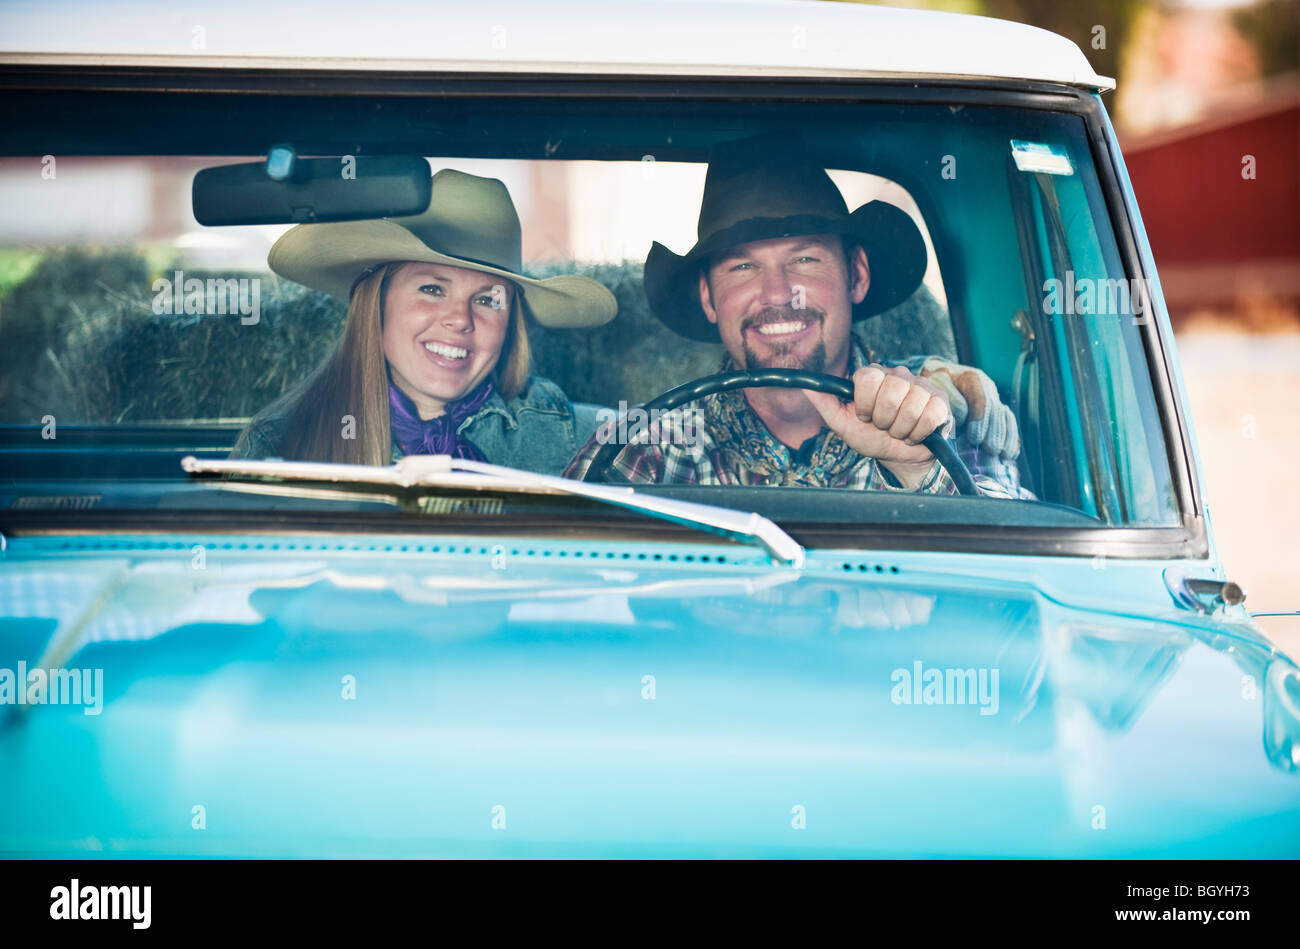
[0, 0, 1296, 858]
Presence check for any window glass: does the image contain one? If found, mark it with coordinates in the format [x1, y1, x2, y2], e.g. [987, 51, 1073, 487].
[0, 91, 1180, 529]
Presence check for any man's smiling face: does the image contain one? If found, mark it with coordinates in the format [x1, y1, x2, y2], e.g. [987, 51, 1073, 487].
[698, 233, 870, 375]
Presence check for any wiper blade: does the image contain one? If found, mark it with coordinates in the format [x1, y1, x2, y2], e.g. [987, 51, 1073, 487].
[181, 454, 805, 568]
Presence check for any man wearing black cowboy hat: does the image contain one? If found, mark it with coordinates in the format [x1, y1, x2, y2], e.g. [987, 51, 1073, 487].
[565, 136, 1027, 495]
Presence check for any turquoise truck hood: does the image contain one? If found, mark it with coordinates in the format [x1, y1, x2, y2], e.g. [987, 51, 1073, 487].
[1, 532, 1297, 857]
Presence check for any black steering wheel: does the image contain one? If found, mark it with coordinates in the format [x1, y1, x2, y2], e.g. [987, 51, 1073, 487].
[580, 369, 980, 495]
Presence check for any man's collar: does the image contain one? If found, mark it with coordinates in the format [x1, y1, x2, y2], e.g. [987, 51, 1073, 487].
[847, 335, 874, 372]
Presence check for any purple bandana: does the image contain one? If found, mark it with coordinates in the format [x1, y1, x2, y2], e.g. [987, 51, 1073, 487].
[388, 379, 493, 460]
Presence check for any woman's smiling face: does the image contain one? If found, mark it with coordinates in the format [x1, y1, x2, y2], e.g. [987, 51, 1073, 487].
[381, 261, 515, 419]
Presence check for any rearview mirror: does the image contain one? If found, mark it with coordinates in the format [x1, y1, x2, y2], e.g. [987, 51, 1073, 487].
[192, 153, 432, 226]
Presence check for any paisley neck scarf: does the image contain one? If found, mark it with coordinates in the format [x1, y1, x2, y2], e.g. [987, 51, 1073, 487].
[388, 378, 493, 460]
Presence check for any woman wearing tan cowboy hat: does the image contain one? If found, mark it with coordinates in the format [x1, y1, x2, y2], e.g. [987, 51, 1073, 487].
[231, 168, 617, 473]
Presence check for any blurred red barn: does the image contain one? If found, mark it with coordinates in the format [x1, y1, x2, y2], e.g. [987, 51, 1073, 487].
[1120, 78, 1300, 324]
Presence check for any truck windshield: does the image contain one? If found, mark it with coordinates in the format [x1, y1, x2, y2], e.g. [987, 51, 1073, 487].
[0, 87, 1180, 530]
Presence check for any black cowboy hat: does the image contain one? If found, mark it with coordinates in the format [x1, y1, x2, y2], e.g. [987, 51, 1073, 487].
[643, 133, 927, 342]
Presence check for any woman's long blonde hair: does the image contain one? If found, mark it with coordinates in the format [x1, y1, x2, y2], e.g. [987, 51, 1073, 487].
[245, 262, 531, 465]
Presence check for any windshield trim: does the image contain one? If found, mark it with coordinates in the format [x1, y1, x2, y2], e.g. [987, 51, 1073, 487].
[0, 508, 1205, 561]
[0, 65, 1101, 103]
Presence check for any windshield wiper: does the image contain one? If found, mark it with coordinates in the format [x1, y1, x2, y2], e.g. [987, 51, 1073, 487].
[181, 454, 805, 568]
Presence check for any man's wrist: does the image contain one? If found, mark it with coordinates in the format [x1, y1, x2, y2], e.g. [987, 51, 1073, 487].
[880, 458, 941, 491]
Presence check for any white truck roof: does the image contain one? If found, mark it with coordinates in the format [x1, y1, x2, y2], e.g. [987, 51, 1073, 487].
[0, 0, 1114, 91]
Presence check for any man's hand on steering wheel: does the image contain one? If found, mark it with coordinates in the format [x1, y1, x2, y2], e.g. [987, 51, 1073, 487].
[803, 363, 954, 490]
[578, 367, 978, 493]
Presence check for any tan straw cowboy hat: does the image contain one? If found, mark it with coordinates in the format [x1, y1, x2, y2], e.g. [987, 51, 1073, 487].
[269, 168, 617, 328]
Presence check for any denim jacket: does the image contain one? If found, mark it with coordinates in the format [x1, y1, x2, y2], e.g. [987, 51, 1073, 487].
[231, 376, 588, 477]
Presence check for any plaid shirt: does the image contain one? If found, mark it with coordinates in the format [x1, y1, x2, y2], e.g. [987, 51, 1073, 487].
[564, 343, 1032, 499]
